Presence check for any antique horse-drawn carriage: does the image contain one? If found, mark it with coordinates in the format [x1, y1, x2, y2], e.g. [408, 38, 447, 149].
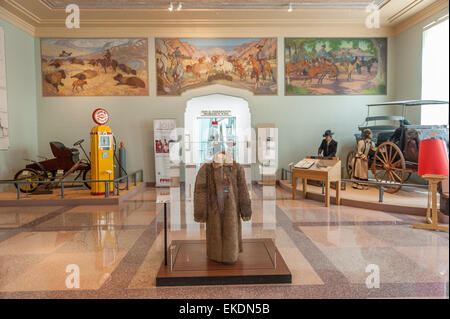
[346, 100, 449, 193]
[14, 139, 91, 193]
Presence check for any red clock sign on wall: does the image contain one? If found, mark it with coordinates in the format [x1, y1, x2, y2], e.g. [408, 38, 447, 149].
[92, 108, 110, 125]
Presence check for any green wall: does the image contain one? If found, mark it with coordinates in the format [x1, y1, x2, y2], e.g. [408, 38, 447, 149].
[0, 19, 38, 190]
[11, 13, 448, 183]
[34, 37, 395, 182]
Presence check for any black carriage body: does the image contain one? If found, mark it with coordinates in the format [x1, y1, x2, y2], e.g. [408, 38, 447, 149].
[348, 100, 449, 193]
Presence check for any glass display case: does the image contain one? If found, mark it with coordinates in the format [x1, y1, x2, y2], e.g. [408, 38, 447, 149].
[197, 117, 237, 164]
[155, 159, 290, 287]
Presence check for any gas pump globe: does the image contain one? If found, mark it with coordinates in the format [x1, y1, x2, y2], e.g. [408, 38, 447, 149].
[90, 108, 114, 195]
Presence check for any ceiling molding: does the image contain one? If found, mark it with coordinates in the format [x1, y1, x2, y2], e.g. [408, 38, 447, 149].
[34, 24, 393, 38]
[388, 0, 424, 23]
[393, 0, 449, 35]
[0, 6, 36, 35]
[38, 0, 54, 11]
[4, 0, 42, 23]
[0, 0, 446, 38]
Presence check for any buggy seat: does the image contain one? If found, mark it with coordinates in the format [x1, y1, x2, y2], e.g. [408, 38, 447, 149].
[50, 141, 80, 164]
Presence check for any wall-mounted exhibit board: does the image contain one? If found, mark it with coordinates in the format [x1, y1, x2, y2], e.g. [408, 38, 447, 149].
[0, 27, 8, 150]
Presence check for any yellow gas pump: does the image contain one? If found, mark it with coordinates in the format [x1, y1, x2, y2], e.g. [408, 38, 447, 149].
[90, 108, 114, 196]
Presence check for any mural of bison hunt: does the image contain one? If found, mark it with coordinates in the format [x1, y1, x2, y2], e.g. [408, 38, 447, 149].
[285, 38, 387, 95]
[156, 38, 277, 96]
[41, 38, 149, 96]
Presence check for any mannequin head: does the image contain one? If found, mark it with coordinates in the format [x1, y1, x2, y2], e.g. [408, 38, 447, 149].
[213, 150, 233, 165]
[323, 130, 334, 142]
[362, 128, 373, 140]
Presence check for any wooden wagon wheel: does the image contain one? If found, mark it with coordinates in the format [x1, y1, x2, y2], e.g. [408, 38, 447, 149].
[371, 141, 406, 194]
[346, 149, 356, 179]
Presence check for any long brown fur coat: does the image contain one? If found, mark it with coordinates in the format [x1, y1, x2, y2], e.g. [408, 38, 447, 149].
[194, 161, 252, 264]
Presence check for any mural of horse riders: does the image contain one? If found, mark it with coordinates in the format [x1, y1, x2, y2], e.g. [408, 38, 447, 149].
[285, 38, 387, 95]
[156, 38, 277, 95]
[41, 38, 149, 96]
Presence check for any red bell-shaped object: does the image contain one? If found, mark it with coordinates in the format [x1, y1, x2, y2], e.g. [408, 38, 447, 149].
[418, 138, 449, 176]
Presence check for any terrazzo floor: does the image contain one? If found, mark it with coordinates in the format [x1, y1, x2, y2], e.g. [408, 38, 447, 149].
[0, 185, 448, 299]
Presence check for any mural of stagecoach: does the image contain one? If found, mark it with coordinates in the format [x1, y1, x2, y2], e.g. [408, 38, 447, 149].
[285, 38, 387, 95]
[41, 38, 149, 96]
[346, 100, 449, 193]
[156, 38, 277, 96]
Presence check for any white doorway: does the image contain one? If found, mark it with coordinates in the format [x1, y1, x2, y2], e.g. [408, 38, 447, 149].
[184, 93, 253, 200]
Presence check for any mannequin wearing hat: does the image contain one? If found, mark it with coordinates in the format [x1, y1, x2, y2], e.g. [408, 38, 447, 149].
[351, 128, 377, 190]
[318, 130, 338, 158]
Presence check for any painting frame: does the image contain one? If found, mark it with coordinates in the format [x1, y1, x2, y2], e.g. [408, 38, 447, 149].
[284, 37, 388, 96]
[155, 37, 278, 96]
[40, 37, 149, 97]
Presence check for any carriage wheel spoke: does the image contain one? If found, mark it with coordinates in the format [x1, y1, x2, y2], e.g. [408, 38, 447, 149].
[380, 170, 388, 183]
[389, 171, 399, 187]
[376, 155, 385, 164]
[387, 171, 395, 184]
[391, 159, 402, 168]
[391, 150, 399, 163]
[379, 148, 388, 163]
[391, 170, 402, 182]
[388, 146, 392, 163]
[393, 168, 405, 181]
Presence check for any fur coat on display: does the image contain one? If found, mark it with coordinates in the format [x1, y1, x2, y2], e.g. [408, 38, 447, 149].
[194, 161, 252, 264]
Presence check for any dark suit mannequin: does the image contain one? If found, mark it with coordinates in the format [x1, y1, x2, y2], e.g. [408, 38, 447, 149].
[318, 130, 338, 158]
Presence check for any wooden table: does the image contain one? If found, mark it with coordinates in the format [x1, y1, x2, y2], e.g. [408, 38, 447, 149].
[292, 158, 341, 207]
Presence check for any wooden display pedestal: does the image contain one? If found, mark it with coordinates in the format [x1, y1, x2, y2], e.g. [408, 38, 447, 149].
[156, 238, 291, 286]
[413, 174, 449, 232]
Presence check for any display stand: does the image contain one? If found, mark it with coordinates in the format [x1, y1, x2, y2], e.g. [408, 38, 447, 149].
[292, 158, 341, 207]
[155, 162, 292, 287]
[155, 239, 291, 286]
[156, 192, 171, 265]
[413, 174, 449, 232]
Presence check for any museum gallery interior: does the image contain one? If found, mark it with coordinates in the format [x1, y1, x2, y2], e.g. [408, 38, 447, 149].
[0, 0, 449, 300]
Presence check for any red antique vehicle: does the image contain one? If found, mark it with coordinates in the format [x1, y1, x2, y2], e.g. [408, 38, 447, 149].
[14, 139, 91, 193]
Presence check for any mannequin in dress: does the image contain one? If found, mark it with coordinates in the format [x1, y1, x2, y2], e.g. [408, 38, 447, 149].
[352, 128, 377, 190]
